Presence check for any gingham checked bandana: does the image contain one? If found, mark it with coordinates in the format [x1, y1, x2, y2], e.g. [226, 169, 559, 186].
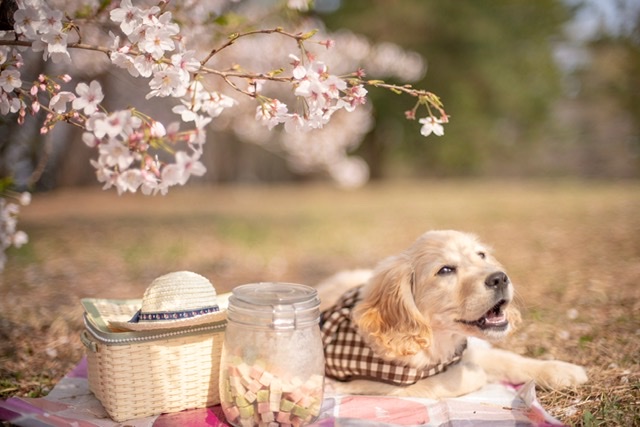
[320, 285, 466, 386]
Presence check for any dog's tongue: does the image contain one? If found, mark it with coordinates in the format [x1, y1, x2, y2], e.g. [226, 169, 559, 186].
[485, 310, 506, 325]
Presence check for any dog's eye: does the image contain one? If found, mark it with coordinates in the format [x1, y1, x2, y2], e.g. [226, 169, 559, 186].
[477, 251, 486, 259]
[437, 266, 457, 275]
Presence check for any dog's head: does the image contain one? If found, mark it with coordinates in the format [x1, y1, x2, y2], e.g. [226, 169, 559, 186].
[353, 230, 520, 359]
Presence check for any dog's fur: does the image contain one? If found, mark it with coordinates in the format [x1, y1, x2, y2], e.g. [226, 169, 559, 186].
[317, 230, 588, 398]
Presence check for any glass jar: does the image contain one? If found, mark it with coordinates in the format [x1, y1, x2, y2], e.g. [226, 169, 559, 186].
[219, 282, 325, 427]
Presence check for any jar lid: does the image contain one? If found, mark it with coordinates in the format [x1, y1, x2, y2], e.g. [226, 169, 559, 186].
[228, 283, 320, 329]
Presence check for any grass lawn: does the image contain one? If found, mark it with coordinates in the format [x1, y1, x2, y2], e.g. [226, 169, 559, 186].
[1, 179, 639, 425]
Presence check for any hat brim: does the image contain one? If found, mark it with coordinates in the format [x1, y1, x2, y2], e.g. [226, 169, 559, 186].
[109, 310, 226, 332]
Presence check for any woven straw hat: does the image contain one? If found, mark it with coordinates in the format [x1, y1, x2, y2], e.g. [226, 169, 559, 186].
[110, 271, 226, 331]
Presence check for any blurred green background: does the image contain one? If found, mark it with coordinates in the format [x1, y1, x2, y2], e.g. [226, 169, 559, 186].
[317, 0, 639, 179]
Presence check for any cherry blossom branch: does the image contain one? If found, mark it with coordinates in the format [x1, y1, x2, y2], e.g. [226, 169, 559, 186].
[0, 0, 450, 271]
[1, 18, 446, 130]
[0, 39, 110, 55]
[200, 27, 310, 67]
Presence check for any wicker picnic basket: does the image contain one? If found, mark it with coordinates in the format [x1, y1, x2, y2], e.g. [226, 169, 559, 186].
[81, 296, 228, 422]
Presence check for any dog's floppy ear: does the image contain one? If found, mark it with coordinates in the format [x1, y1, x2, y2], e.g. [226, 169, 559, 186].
[353, 254, 433, 358]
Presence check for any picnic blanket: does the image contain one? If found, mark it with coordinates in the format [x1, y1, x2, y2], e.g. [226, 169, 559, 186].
[0, 358, 565, 426]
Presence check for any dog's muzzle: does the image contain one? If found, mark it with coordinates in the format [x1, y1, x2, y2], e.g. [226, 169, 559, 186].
[457, 271, 511, 332]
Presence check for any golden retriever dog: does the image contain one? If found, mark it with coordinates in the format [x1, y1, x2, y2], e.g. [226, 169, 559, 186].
[317, 230, 588, 398]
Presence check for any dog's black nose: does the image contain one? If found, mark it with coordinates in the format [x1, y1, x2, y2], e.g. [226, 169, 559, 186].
[485, 271, 509, 289]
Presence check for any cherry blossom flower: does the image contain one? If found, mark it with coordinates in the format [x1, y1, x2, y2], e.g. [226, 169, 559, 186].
[171, 50, 201, 79]
[139, 168, 162, 196]
[91, 116, 121, 139]
[419, 116, 445, 137]
[283, 113, 306, 133]
[12, 1, 71, 63]
[39, 9, 63, 34]
[305, 109, 332, 129]
[161, 151, 206, 187]
[139, 26, 176, 60]
[110, 0, 141, 36]
[0, 92, 23, 115]
[0, 48, 9, 65]
[0, 195, 29, 270]
[48, 91, 75, 113]
[73, 80, 104, 115]
[116, 169, 144, 194]
[256, 99, 289, 130]
[191, 115, 212, 141]
[280, 57, 370, 133]
[0, 69, 22, 93]
[149, 121, 166, 138]
[84, 112, 107, 133]
[39, 29, 70, 63]
[139, 5, 162, 27]
[82, 131, 100, 148]
[172, 104, 199, 122]
[90, 157, 117, 190]
[146, 67, 188, 99]
[133, 54, 156, 78]
[295, 78, 326, 108]
[99, 138, 135, 170]
[289, 54, 307, 79]
[247, 79, 264, 95]
[92, 110, 141, 139]
[337, 85, 368, 112]
[323, 74, 347, 98]
[200, 92, 237, 118]
[12, 6, 42, 39]
[110, 51, 140, 77]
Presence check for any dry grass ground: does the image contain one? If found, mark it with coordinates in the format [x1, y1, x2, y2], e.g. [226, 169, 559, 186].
[1, 179, 638, 426]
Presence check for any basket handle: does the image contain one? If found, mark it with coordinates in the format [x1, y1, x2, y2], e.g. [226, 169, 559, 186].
[80, 330, 98, 353]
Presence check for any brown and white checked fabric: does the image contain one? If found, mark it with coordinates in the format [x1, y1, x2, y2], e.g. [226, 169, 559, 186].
[320, 285, 467, 386]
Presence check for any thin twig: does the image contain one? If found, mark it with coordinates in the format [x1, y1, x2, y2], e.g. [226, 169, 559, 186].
[200, 27, 302, 67]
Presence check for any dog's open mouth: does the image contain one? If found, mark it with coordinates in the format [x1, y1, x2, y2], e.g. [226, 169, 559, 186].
[458, 299, 509, 330]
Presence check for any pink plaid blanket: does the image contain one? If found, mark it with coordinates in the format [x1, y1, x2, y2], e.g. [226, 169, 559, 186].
[0, 358, 566, 426]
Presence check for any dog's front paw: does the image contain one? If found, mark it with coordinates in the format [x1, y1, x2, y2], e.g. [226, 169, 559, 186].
[534, 360, 588, 389]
